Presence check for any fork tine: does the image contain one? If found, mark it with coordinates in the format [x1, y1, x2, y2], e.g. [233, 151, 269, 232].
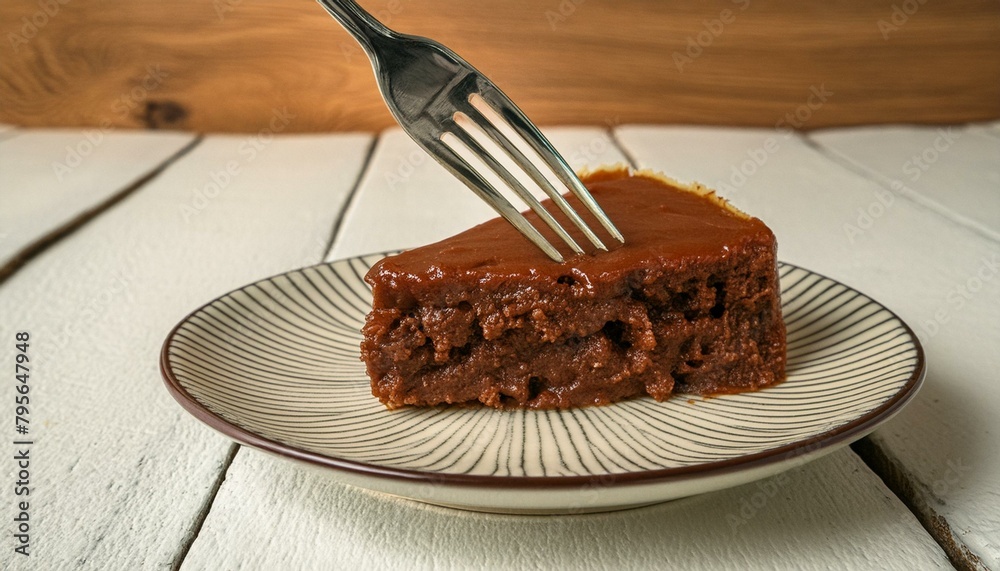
[462, 99, 608, 252]
[474, 87, 626, 245]
[317, 0, 624, 259]
[421, 135, 565, 263]
[450, 115, 584, 255]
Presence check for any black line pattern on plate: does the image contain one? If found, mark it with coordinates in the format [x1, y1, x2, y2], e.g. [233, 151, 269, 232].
[166, 259, 920, 478]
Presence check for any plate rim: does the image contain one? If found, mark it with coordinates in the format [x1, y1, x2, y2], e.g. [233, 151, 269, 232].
[160, 256, 925, 490]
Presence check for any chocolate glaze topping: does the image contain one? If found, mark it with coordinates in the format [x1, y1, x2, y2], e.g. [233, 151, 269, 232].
[370, 168, 768, 297]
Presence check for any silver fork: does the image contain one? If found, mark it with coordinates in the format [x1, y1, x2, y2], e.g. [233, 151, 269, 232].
[316, 0, 624, 262]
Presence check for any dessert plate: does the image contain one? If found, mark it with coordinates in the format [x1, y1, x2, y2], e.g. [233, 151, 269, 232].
[160, 255, 924, 514]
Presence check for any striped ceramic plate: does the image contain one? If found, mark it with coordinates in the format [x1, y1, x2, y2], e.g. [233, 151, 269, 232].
[161, 255, 924, 513]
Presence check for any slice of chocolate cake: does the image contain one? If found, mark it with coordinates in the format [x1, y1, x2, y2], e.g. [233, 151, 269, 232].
[361, 167, 786, 409]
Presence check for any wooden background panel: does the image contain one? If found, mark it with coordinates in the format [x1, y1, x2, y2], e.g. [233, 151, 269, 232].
[1, 0, 998, 133]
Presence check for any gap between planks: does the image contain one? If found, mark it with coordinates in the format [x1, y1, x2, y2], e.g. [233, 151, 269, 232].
[65, 125, 965, 568]
[792, 131, 987, 571]
[851, 439, 983, 571]
[171, 444, 241, 571]
[609, 125, 978, 570]
[170, 133, 381, 570]
[0, 136, 203, 285]
[801, 133, 999, 245]
[323, 135, 380, 260]
[168, 127, 985, 568]
[608, 127, 640, 170]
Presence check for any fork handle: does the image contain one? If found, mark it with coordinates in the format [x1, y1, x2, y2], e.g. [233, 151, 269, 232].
[316, 0, 391, 54]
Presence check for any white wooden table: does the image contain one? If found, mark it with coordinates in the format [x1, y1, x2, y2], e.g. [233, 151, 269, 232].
[1, 122, 998, 570]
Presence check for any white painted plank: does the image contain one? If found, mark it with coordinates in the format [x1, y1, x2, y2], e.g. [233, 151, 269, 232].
[809, 124, 1000, 241]
[193, 127, 948, 569]
[967, 120, 1000, 141]
[326, 126, 627, 260]
[0, 129, 196, 270]
[616, 125, 1000, 567]
[0, 129, 17, 145]
[184, 449, 948, 570]
[0, 133, 371, 568]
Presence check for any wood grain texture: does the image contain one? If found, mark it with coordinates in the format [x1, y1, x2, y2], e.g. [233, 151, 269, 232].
[2, 124, 989, 568]
[184, 126, 949, 568]
[185, 439, 950, 569]
[0, 130, 195, 281]
[1, 0, 998, 133]
[805, 126, 999, 570]
[615, 124, 1000, 569]
[0, 133, 371, 568]
[809, 125, 1000, 241]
